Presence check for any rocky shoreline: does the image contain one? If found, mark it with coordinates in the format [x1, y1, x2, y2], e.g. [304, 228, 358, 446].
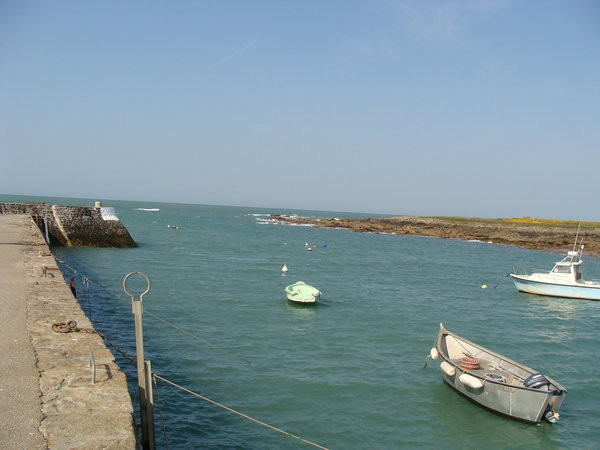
[272, 215, 600, 256]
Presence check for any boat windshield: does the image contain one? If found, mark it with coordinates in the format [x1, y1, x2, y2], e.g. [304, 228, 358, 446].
[552, 265, 571, 274]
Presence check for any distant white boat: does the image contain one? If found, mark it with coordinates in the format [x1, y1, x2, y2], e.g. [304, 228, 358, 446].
[510, 227, 600, 301]
[136, 208, 160, 211]
[285, 281, 321, 304]
[281, 264, 288, 273]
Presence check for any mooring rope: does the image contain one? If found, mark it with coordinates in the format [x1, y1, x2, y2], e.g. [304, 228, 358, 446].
[53, 255, 250, 363]
[152, 375, 170, 449]
[53, 254, 328, 448]
[153, 373, 329, 450]
[144, 310, 251, 364]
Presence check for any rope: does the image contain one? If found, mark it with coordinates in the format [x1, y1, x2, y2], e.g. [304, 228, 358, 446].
[452, 335, 486, 360]
[54, 255, 250, 364]
[423, 335, 438, 368]
[144, 311, 251, 364]
[491, 273, 511, 289]
[96, 331, 137, 366]
[53, 254, 330, 447]
[152, 375, 170, 449]
[153, 373, 329, 450]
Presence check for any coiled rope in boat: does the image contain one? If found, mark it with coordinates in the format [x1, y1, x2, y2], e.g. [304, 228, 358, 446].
[459, 357, 480, 370]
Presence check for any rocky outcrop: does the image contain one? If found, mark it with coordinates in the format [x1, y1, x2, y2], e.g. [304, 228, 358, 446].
[272, 215, 600, 256]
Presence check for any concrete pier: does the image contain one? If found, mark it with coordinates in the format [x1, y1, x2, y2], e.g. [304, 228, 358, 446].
[0, 202, 136, 248]
[0, 215, 136, 448]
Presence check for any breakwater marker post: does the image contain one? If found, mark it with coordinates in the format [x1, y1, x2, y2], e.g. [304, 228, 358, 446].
[123, 272, 156, 450]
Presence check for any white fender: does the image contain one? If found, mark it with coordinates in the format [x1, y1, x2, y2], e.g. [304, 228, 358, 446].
[430, 348, 439, 360]
[459, 373, 484, 389]
[440, 361, 455, 376]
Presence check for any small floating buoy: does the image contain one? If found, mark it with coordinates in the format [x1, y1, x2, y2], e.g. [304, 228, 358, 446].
[281, 264, 288, 273]
[481, 284, 488, 289]
[307, 247, 312, 251]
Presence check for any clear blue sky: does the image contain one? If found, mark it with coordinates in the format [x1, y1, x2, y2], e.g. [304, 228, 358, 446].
[1, 1, 599, 219]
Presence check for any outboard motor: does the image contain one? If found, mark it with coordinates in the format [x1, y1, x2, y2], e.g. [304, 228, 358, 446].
[543, 405, 560, 423]
[524, 373, 550, 390]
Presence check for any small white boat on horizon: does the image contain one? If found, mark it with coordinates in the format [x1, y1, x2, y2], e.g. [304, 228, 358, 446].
[510, 228, 600, 300]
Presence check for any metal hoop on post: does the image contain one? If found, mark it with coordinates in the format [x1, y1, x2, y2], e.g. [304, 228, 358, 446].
[122, 271, 155, 449]
[123, 271, 151, 302]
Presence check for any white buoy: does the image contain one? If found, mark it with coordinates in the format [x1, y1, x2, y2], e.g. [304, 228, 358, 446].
[430, 348, 439, 360]
[282, 264, 288, 273]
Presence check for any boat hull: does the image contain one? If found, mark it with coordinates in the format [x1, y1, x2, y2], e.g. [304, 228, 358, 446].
[434, 324, 567, 423]
[510, 274, 600, 300]
[286, 295, 317, 304]
[440, 370, 565, 423]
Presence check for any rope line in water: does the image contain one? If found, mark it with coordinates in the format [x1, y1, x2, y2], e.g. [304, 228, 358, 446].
[144, 310, 251, 364]
[54, 255, 250, 363]
[152, 375, 170, 449]
[95, 330, 137, 365]
[153, 373, 329, 450]
[54, 254, 326, 447]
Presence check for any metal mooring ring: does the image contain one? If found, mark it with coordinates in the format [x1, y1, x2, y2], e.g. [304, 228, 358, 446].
[122, 271, 151, 302]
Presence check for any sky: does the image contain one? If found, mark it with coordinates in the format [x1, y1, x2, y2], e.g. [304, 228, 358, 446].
[1, 1, 599, 220]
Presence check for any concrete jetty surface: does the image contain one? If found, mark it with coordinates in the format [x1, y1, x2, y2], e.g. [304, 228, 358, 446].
[0, 214, 46, 449]
[0, 214, 136, 449]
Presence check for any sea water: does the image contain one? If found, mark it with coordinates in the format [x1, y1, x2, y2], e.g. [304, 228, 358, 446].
[4, 195, 599, 449]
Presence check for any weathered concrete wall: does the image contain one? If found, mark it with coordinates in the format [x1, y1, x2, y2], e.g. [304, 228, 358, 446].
[22, 216, 137, 448]
[0, 202, 136, 248]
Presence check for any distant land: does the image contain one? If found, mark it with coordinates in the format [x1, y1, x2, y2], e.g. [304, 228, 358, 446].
[272, 215, 600, 256]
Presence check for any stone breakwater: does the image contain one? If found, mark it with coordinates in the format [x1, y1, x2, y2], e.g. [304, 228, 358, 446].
[20, 215, 136, 448]
[272, 215, 600, 256]
[0, 201, 136, 248]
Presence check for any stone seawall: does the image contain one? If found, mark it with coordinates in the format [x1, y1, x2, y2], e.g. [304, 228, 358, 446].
[0, 202, 136, 248]
[18, 215, 137, 448]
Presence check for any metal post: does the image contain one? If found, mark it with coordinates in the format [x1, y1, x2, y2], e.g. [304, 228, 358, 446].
[145, 360, 156, 446]
[44, 212, 50, 244]
[88, 352, 96, 384]
[123, 272, 155, 450]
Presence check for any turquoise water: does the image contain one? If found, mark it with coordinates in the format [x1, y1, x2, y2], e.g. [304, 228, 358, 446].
[4, 195, 600, 449]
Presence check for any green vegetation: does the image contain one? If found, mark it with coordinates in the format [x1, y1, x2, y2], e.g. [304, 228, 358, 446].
[427, 216, 600, 228]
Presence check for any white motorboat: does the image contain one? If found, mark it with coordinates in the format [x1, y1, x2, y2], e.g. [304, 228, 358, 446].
[510, 244, 600, 301]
